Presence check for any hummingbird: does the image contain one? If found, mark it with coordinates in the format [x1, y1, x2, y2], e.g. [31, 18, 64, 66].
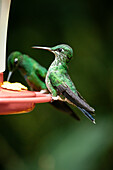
[7, 51, 80, 120]
[32, 44, 95, 124]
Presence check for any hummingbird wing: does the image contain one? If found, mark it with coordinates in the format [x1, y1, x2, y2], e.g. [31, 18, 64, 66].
[50, 73, 95, 123]
[56, 84, 95, 112]
[50, 71, 95, 113]
[26, 63, 47, 91]
[35, 64, 47, 82]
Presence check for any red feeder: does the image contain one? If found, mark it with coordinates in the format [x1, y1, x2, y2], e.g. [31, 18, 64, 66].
[0, 73, 52, 115]
[0, 0, 52, 115]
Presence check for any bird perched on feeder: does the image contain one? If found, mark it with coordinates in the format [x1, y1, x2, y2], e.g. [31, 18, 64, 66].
[7, 51, 80, 120]
[32, 44, 95, 124]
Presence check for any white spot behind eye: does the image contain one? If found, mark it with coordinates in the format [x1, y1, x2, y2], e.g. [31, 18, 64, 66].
[62, 49, 64, 52]
[14, 58, 18, 64]
[14, 58, 18, 62]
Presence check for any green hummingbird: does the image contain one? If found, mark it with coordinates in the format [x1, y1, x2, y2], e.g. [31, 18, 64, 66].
[32, 44, 95, 124]
[7, 51, 80, 120]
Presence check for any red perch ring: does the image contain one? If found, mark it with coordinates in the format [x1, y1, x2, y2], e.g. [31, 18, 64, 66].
[0, 73, 52, 115]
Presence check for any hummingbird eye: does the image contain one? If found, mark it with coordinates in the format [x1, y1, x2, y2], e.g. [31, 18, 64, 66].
[57, 48, 63, 52]
[14, 58, 18, 65]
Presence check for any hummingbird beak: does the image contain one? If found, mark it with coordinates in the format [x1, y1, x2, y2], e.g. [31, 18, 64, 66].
[32, 46, 54, 53]
[7, 71, 13, 81]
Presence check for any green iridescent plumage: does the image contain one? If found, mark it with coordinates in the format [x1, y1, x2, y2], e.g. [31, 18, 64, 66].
[7, 51, 80, 120]
[33, 44, 95, 123]
[7, 52, 47, 90]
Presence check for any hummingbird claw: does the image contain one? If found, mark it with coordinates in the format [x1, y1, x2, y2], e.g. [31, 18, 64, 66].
[51, 96, 65, 102]
[52, 96, 59, 101]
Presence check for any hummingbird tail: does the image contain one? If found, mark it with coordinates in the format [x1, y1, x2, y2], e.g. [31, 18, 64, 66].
[77, 106, 96, 124]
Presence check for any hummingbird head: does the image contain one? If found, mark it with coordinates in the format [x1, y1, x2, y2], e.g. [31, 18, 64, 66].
[8, 51, 22, 71]
[32, 44, 73, 63]
[7, 51, 22, 81]
[51, 44, 73, 63]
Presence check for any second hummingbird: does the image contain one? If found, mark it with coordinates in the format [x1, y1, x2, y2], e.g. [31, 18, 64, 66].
[33, 44, 95, 124]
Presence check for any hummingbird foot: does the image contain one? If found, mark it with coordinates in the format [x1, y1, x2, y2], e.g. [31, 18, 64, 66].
[51, 95, 64, 102]
[52, 96, 60, 100]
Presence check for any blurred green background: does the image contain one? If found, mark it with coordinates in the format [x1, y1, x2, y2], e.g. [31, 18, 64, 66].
[0, 0, 113, 169]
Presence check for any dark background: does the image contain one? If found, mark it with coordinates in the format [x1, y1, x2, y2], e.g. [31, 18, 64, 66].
[0, 0, 113, 169]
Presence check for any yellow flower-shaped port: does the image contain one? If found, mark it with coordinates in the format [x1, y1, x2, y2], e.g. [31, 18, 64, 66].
[1, 81, 28, 91]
